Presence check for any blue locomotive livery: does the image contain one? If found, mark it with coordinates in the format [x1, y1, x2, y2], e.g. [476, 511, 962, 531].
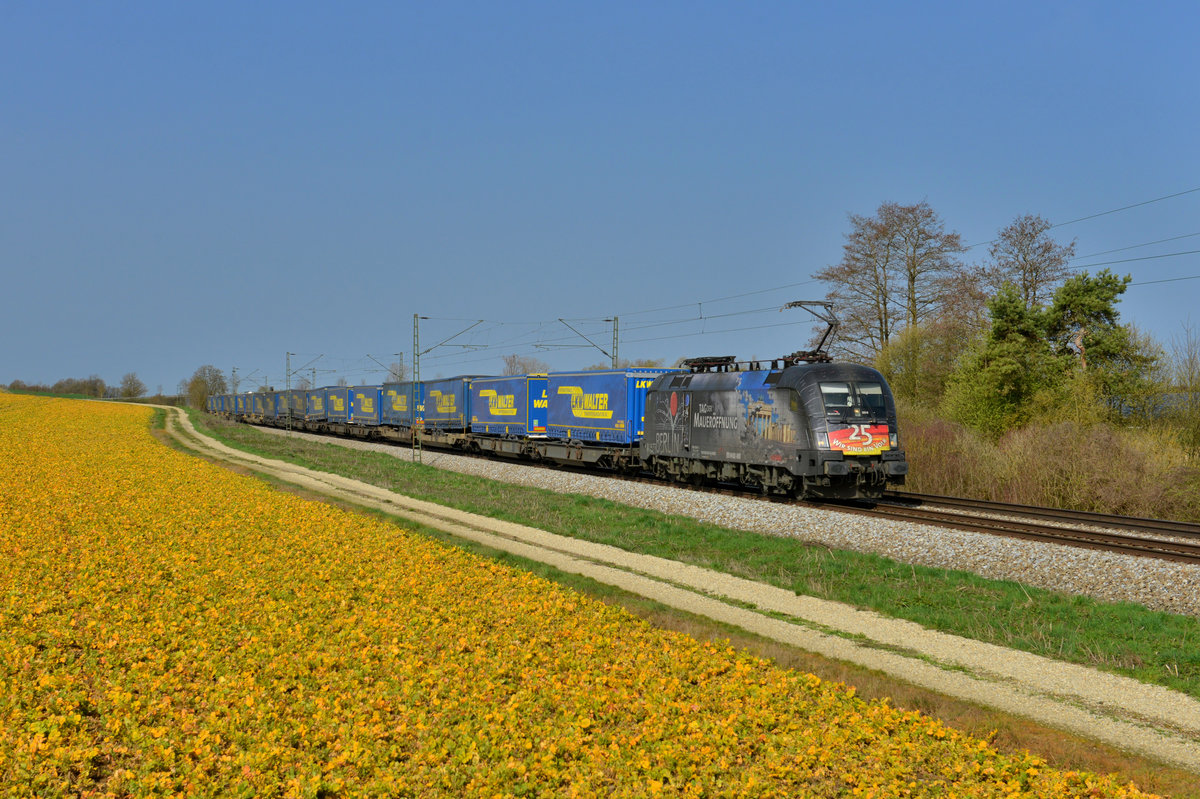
[210, 350, 907, 500]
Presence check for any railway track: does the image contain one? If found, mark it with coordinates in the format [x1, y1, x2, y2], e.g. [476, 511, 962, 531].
[843, 491, 1200, 566]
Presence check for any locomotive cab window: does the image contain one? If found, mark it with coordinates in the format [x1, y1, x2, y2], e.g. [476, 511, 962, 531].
[856, 383, 886, 416]
[820, 381, 886, 418]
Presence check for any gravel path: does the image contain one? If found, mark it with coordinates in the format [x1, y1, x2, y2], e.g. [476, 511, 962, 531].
[176, 419, 1200, 772]
[266, 428, 1200, 618]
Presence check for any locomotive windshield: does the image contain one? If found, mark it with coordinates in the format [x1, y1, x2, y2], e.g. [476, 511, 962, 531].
[819, 381, 887, 419]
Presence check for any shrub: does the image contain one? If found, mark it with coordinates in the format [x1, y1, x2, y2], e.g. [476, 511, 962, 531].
[898, 398, 1200, 521]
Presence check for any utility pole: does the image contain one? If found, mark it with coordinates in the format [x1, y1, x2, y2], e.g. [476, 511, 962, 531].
[611, 316, 619, 368]
[285, 352, 293, 433]
[413, 314, 423, 463]
[412, 315, 485, 464]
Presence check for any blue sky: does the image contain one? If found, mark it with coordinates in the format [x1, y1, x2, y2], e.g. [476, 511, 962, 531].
[3, 2, 1198, 393]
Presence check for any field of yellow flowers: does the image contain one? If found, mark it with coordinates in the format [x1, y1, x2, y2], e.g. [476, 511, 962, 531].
[0, 393, 1157, 797]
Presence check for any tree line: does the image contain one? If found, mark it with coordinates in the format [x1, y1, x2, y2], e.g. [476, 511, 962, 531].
[5, 366, 234, 408]
[818, 201, 1200, 451]
[7, 373, 151, 400]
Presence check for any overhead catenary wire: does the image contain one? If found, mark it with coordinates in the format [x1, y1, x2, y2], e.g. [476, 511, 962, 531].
[412, 318, 820, 372]
[1132, 274, 1200, 286]
[417, 306, 820, 371]
[406, 241, 1200, 371]
[417, 303, 803, 366]
[614, 280, 817, 318]
[1068, 249, 1200, 271]
[963, 185, 1200, 250]
[1073, 230, 1200, 260]
[1048, 186, 1200, 230]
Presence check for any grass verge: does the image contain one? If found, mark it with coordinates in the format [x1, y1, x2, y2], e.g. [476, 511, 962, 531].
[183, 411, 1200, 704]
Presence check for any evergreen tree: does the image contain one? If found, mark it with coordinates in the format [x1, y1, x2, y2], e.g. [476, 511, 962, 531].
[1045, 270, 1161, 418]
[942, 270, 1162, 434]
[941, 285, 1065, 437]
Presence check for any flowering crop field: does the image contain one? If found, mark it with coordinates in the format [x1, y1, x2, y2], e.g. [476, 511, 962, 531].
[0, 394, 1156, 797]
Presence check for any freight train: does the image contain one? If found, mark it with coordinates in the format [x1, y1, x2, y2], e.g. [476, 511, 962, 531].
[208, 353, 907, 500]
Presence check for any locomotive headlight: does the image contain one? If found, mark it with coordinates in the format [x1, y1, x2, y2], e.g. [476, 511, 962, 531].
[816, 432, 828, 449]
[890, 432, 898, 448]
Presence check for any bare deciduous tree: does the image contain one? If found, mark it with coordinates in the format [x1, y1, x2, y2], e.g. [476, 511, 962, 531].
[981, 214, 1075, 310]
[816, 201, 965, 362]
[119, 372, 146, 399]
[1172, 321, 1200, 405]
[185, 365, 228, 408]
[52, 375, 107, 397]
[583, 358, 664, 371]
[1170, 321, 1200, 456]
[502, 354, 551, 375]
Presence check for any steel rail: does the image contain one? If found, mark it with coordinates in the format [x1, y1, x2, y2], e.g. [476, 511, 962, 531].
[883, 490, 1200, 541]
[848, 496, 1200, 565]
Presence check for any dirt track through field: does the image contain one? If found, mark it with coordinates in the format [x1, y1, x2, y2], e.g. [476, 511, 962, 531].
[165, 409, 1200, 773]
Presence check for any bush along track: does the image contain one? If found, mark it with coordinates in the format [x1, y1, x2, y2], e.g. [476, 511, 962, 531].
[0, 393, 1164, 796]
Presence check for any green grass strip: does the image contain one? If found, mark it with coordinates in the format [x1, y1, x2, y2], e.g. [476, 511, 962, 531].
[184, 410, 1200, 700]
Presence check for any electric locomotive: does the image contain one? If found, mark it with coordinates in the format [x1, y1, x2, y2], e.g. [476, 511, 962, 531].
[641, 354, 907, 500]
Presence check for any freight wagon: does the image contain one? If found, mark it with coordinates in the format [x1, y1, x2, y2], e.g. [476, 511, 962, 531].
[470, 374, 548, 437]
